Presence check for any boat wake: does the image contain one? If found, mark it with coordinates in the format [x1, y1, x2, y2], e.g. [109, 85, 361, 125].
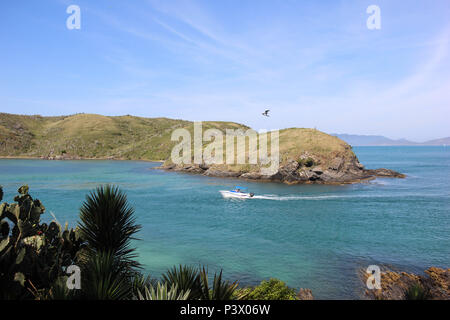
[251, 194, 349, 201]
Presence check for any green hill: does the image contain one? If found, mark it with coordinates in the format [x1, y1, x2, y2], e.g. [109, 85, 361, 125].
[0, 112, 403, 183]
[0, 113, 249, 161]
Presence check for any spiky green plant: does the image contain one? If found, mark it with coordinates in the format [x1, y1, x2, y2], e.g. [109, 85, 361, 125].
[161, 265, 240, 300]
[47, 276, 78, 300]
[78, 185, 142, 300]
[131, 272, 158, 299]
[137, 282, 190, 300]
[81, 251, 131, 300]
[78, 185, 141, 271]
[199, 267, 239, 300]
[162, 265, 202, 299]
[404, 282, 431, 300]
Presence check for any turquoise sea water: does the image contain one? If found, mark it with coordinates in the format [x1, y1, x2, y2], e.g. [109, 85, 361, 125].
[0, 146, 449, 299]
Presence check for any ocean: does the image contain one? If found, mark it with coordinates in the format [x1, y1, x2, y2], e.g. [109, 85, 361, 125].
[0, 146, 449, 299]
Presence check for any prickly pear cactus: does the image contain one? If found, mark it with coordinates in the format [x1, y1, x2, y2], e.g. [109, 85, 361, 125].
[0, 185, 85, 299]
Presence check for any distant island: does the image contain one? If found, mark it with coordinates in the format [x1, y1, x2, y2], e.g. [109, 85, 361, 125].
[332, 134, 450, 146]
[0, 113, 404, 184]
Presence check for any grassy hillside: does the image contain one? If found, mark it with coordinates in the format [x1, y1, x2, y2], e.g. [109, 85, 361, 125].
[0, 113, 357, 171]
[0, 113, 249, 161]
[203, 127, 356, 174]
[278, 127, 355, 165]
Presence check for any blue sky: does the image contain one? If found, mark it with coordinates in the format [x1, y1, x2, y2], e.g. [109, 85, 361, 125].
[1, 0, 449, 141]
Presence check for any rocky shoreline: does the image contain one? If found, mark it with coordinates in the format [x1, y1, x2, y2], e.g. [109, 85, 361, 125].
[362, 267, 450, 300]
[159, 152, 405, 185]
[0, 155, 164, 162]
[2, 153, 405, 185]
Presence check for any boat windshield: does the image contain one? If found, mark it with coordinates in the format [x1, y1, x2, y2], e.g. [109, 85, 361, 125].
[232, 186, 247, 192]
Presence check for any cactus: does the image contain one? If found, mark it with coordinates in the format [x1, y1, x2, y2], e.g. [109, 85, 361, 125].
[0, 185, 85, 299]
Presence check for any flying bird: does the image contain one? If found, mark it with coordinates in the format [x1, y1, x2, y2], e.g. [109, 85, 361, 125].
[262, 109, 270, 117]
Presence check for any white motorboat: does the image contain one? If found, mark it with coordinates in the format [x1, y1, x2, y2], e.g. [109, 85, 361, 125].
[220, 186, 254, 199]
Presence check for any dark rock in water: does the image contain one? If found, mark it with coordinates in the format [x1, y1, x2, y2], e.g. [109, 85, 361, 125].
[297, 288, 314, 300]
[365, 168, 406, 178]
[362, 267, 450, 300]
[188, 167, 205, 174]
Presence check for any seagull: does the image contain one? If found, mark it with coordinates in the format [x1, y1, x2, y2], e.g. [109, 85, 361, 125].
[262, 109, 270, 117]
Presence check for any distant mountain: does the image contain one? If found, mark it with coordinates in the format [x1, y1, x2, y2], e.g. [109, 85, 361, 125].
[332, 134, 450, 146]
[423, 137, 450, 146]
[331, 134, 417, 146]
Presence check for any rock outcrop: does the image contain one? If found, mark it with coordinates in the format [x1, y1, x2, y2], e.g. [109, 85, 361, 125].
[297, 288, 314, 300]
[160, 128, 405, 184]
[161, 151, 404, 185]
[362, 267, 450, 300]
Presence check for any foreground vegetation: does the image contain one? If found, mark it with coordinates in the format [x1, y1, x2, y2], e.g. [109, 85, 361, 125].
[0, 185, 302, 300]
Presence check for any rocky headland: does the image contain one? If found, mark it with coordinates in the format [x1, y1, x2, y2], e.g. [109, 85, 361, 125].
[162, 155, 404, 184]
[161, 128, 405, 184]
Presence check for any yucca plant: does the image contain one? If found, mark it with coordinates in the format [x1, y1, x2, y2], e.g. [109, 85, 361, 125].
[81, 251, 132, 300]
[131, 272, 158, 299]
[78, 185, 141, 300]
[199, 267, 239, 300]
[404, 282, 431, 300]
[162, 265, 203, 299]
[137, 282, 190, 300]
[78, 185, 141, 271]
